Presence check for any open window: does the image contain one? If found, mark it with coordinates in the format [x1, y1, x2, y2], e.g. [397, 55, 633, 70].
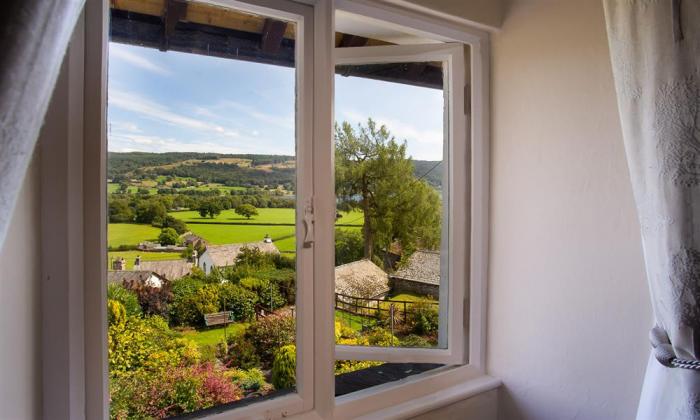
[332, 37, 469, 367]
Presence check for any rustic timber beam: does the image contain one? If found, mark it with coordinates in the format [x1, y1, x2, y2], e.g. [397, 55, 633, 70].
[338, 34, 368, 48]
[109, 9, 442, 89]
[335, 63, 443, 90]
[260, 18, 288, 54]
[161, 0, 187, 51]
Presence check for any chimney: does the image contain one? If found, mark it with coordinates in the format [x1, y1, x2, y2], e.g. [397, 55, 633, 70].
[192, 249, 198, 265]
[134, 255, 141, 270]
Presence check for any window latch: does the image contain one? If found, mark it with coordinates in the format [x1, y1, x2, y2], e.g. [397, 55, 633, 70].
[302, 197, 314, 248]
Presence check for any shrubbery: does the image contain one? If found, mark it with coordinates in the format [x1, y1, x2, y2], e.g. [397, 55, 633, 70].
[110, 362, 242, 419]
[271, 345, 296, 389]
[218, 283, 257, 322]
[244, 315, 295, 367]
[158, 227, 180, 246]
[224, 338, 260, 370]
[227, 367, 268, 393]
[108, 315, 200, 378]
[107, 284, 142, 317]
[407, 300, 439, 336]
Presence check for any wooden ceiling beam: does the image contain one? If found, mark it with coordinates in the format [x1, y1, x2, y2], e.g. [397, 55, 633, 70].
[260, 18, 288, 54]
[161, 0, 187, 51]
[338, 34, 369, 48]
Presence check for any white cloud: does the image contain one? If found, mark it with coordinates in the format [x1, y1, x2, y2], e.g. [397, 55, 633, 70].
[339, 110, 443, 146]
[108, 89, 239, 138]
[221, 100, 294, 130]
[109, 43, 171, 76]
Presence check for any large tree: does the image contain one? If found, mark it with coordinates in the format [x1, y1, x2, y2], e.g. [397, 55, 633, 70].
[335, 119, 441, 261]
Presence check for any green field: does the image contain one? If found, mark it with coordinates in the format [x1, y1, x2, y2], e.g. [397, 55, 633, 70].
[107, 183, 158, 195]
[169, 208, 363, 226]
[186, 224, 296, 250]
[108, 250, 182, 270]
[108, 223, 161, 248]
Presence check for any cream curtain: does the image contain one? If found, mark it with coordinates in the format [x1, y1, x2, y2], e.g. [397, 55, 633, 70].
[603, 1, 700, 418]
[0, 0, 84, 246]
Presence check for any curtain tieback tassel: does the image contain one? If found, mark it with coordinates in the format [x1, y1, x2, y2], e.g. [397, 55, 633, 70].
[650, 326, 700, 370]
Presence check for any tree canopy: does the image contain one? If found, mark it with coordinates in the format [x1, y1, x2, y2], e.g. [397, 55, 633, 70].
[335, 119, 442, 261]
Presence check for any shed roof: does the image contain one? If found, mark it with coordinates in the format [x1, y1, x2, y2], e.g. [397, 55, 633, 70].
[391, 250, 441, 286]
[335, 259, 390, 299]
[203, 242, 279, 268]
[140, 259, 192, 281]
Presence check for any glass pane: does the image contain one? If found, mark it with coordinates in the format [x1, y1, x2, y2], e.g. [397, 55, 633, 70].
[334, 61, 447, 351]
[106, 2, 299, 418]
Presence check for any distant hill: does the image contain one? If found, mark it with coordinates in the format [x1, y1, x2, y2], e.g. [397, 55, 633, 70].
[108, 152, 443, 189]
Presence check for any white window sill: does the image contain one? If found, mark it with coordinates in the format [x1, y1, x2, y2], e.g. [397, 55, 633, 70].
[331, 366, 501, 420]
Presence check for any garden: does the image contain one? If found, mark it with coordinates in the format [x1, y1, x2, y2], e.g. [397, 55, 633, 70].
[108, 245, 439, 419]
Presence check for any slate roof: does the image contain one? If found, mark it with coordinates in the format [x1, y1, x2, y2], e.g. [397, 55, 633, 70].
[203, 242, 280, 268]
[139, 259, 193, 281]
[391, 250, 441, 286]
[335, 259, 390, 299]
[107, 270, 164, 285]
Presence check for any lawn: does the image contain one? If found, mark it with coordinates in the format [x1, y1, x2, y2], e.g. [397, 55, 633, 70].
[108, 223, 161, 248]
[107, 183, 158, 195]
[179, 323, 248, 349]
[335, 310, 376, 333]
[187, 224, 297, 251]
[169, 208, 363, 226]
[107, 250, 182, 270]
[389, 293, 438, 303]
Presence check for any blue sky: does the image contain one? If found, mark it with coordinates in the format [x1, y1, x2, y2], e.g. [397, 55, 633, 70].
[108, 42, 444, 160]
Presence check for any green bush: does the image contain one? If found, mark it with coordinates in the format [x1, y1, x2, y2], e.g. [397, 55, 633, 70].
[334, 228, 364, 266]
[239, 277, 286, 311]
[271, 345, 296, 390]
[158, 227, 180, 246]
[169, 277, 210, 326]
[366, 327, 397, 347]
[228, 367, 266, 391]
[400, 334, 431, 348]
[224, 338, 260, 370]
[107, 283, 142, 317]
[244, 315, 295, 367]
[218, 283, 256, 322]
[108, 299, 127, 326]
[407, 300, 439, 336]
[108, 315, 200, 377]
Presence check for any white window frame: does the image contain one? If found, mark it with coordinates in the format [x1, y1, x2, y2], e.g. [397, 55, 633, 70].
[333, 42, 467, 365]
[41, 0, 493, 418]
[331, 0, 493, 417]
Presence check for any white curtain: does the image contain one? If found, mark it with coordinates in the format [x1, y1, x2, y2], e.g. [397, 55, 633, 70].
[0, 0, 84, 246]
[603, 1, 700, 419]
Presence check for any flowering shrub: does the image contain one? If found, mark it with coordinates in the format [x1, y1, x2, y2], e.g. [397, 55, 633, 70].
[108, 315, 200, 377]
[334, 360, 383, 375]
[366, 327, 398, 347]
[108, 300, 127, 326]
[110, 362, 242, 419]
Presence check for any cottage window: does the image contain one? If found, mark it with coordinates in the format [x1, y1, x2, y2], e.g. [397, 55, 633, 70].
[50, 0, 490, 418]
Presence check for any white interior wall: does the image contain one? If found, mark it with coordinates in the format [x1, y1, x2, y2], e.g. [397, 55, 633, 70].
[487, 0, 652, 419]
[0, 155, 42, 419]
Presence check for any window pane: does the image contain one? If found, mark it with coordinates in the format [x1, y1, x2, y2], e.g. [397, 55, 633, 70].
[334, 61, 448, 350]
[106, 2, 299, 417]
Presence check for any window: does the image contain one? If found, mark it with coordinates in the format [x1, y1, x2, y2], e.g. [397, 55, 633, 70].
[56, 0, 491, 418]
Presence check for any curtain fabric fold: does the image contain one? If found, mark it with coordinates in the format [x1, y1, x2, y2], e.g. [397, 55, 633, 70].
[603, 1, 700, 419]
[0, 0, 84, 246]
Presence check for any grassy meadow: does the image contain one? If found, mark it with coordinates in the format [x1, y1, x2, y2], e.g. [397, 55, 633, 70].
[108, 223, 161, 248]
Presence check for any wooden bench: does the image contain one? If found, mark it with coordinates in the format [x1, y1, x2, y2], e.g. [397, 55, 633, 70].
[204, 311, 234, 327]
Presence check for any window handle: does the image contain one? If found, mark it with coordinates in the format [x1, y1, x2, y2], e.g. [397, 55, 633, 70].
[302, 198, 314, 248]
